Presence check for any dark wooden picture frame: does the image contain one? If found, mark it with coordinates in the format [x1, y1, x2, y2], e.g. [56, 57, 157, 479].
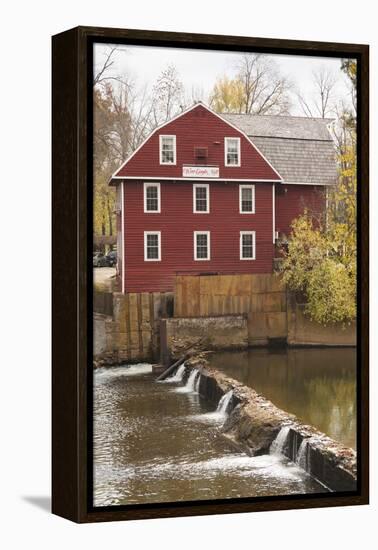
[52, 26, 369, 523]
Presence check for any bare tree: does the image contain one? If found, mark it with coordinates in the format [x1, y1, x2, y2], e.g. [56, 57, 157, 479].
[296, 67, 337, 118]
[236, 54, 292, 115]
[93, 46, 131, 89]
[187, 84, 206, 105]
[94, 79, 159, 176]
[152, 65, 185, 125]
[107, 84, 133, 163]
[329, 102, 356, 155]
[209, 54, 292, 115]
[129, 86, 156, 147]
[341, 59, 357, 114]
[111, 82, 156, 157]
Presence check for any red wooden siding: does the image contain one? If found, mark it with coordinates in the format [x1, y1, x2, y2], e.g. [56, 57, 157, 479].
[123, 181, 274, 292]
[114, 104, 281, 182]
[275, 184, 326, 237]
[112, 104, 328, 293]
[116, 212, 122, 279]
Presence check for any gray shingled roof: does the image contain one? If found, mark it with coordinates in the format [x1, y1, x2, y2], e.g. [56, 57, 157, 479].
[223, 113, 337, 185]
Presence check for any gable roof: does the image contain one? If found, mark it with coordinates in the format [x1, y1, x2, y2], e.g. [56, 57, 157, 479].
[110, 102, 282, 183]
[223, 113, 337, 185]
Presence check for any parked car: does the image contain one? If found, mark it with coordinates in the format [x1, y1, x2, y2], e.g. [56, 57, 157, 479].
[105, 250, 117, 267]
[93, 252, 107, 267]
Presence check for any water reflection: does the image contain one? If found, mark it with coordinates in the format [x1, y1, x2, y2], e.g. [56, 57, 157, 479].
[208, 348, 356, 449]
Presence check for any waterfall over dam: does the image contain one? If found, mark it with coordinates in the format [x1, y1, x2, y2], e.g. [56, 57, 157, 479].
[94, 361, 327, 506]
[94, 358, 356, 506]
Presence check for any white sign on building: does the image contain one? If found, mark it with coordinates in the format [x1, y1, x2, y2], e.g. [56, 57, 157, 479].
[182, 166, 219, 178]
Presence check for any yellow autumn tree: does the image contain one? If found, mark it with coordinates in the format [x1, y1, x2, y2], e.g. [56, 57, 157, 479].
[281, 142, 357, 325]
[281, 59, 357, 325]
[209, 76, 245, 113]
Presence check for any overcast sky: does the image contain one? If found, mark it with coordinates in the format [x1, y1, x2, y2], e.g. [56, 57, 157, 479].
[94, 43, 354, 116]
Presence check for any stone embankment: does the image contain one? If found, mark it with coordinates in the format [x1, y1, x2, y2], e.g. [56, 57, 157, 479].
[184, 355, 357, 492]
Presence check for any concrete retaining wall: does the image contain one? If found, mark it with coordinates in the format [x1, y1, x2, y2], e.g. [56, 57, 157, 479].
[287, 297, 356, 346]
[160, 315, 248, 365]
[94, 313, 107, 356]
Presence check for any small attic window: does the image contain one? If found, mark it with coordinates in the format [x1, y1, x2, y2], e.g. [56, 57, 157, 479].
[159, 135, 176, 165]
[225, 137, 241, 167]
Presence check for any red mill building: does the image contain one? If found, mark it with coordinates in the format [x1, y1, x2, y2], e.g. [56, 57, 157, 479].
[110, 103, 336, 293]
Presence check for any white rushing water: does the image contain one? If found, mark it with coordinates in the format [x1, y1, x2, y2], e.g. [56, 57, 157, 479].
[216, 390, 233, 415]
[270, 425, 291, 456]
[95, 363, 152, 383]
[113, 453, 304, 481]
[194, 372, 201, 393]
[175, 369, 199, 394]
[296, 439, 310, 470]
[270, 428, 312, 475]
[165, 364, 186, 383]
[186, 369, 199, 391]
[186, 388, 234, 423]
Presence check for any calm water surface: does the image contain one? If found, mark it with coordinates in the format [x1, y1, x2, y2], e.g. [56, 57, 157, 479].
[94, 364, 325, 506]
[208, 348, 356, 449]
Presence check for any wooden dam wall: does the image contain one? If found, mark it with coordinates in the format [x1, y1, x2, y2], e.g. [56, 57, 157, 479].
[94, 274, 356, 364]
[174, 273, 287, 346]
[94, 291, 173, 364]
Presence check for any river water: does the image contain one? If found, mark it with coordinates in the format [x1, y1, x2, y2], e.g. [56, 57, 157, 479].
[94, 364, 325, 507]
[208, 348, 356, 449]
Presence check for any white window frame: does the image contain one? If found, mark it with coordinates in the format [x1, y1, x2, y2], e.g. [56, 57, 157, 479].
[193, 183, 210, 213]
[194, 231, 211, 261]
[240, 231, 256, 260]
[239, 184, 255, 214]
[144, 231, 161, 262]
[225, 137, 241, 167]
[143, 182, 161, 213]
[159, 134, 176, 165]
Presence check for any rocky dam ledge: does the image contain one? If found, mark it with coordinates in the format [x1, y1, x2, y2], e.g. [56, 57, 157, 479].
[184, 354, 357, 492]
